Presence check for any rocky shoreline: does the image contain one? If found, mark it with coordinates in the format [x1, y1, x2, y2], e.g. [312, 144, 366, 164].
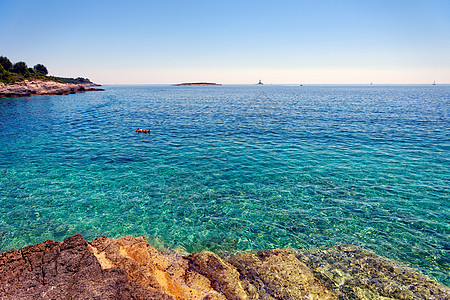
[0, 80, 104, 98]
[0, 234, 448, 299]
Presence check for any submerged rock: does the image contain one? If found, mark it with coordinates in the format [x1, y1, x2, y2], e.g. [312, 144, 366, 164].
[0, 235, 448, 299]
[298, 244, 449, 299]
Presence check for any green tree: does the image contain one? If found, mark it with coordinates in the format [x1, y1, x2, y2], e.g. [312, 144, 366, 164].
[33, 64, 48, 75]
[0, 65, 5, 81]
[0, 64, 13, 83]
[0, 56, 13, 71]
[12, 61, 28, 75]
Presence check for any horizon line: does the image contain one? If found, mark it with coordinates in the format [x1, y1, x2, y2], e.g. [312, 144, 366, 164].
[98, 82, 450, 85]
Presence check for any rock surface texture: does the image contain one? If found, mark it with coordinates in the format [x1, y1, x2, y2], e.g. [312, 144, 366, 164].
[0, 235, 448, 299]
[0, 80, 103, 98]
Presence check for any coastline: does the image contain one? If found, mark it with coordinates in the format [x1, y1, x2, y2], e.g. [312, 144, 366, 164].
[0, 234, 448, 299]
[0, 80, 104, 98]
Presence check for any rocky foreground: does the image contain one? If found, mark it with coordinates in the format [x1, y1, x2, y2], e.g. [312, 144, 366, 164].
[0, 235, 448, 299]
[0, 80, 103, 98]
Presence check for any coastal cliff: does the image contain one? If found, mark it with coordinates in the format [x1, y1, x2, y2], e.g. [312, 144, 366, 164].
[0, 80, 103, 98]
[0, 235, 448, 299]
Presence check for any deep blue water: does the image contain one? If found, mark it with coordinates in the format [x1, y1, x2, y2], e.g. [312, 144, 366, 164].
[0, 85, 448, 285]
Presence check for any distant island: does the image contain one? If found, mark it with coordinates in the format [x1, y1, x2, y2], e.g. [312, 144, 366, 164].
[0, 55, 103, 98]
[173, 82, 221, 86]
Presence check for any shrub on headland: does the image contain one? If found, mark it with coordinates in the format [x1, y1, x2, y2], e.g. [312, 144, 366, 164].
[0, 56, 13, 71]
[0, 61, 25, 84]
[54, 76, 92, 84]
[12, 61, 28, 75]
[33, 64, 48, 75]
[0, 55, 92, 85]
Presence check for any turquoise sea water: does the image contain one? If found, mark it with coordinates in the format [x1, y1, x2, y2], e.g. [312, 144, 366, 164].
[0, 85, 449, 285]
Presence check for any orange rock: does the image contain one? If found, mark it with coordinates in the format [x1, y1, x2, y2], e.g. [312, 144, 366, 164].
[88, 236, 223, 300]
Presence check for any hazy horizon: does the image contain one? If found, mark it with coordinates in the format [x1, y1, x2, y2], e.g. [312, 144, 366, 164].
[1, 0, 449, 85]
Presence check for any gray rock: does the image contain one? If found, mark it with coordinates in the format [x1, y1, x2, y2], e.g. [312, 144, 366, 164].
[0, 80, 103, 98]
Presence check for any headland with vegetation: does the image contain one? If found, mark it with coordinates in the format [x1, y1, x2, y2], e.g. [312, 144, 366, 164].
[0, 56, 102, 98]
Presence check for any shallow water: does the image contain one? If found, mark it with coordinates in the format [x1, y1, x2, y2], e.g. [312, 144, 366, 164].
[0, 85, 448, 285]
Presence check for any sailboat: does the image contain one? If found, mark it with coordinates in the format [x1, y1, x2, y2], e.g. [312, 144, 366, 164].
[258, 80, 263, 85]
[433, 81, 436, 85]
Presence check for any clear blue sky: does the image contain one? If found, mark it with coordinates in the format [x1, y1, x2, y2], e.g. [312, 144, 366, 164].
[1, 0, 449, 84]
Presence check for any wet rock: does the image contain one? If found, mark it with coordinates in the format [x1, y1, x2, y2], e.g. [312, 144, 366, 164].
[297, 244, 450, 299]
